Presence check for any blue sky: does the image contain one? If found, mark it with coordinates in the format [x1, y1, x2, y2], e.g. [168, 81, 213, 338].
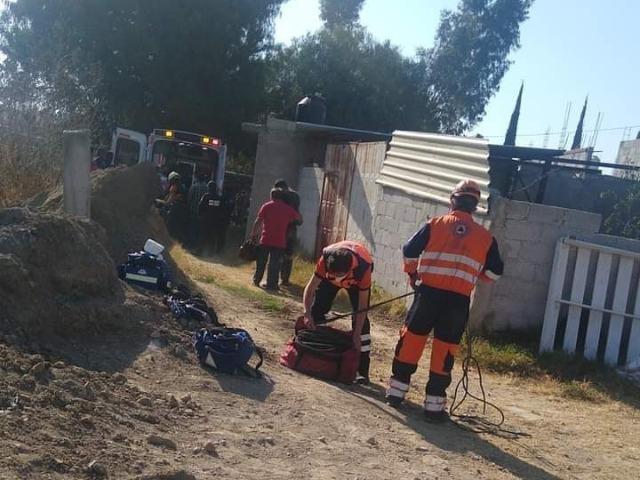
[275, 0, 640, 163]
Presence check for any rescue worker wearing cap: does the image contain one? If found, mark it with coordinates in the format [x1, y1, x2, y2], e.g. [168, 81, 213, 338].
[302, 241, 374, 384]
[386, 180, 504, 422]
[156, 171, 188, 241]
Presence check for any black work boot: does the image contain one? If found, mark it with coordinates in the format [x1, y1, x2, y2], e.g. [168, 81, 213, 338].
[423, 410, 450, 423]
[385, 394, 404, 408]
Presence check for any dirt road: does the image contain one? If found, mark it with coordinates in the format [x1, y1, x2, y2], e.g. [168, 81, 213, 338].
[2, 247, 639, 479]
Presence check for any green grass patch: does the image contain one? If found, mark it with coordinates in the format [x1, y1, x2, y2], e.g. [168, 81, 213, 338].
[196, 274, 286, 313]
[465, 333, 640, 407]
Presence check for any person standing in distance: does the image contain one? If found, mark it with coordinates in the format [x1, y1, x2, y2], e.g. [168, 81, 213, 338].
[249, 189, 301, 291]
[272, 179, 302, 287]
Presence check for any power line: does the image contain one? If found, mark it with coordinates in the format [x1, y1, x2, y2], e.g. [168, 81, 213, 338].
[481, 124, 640, 139]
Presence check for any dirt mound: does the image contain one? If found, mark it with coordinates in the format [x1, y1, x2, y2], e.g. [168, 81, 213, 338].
[0, 207, 160, 341]
[0, 336, 194, 479]
[41, 164, 164, 263]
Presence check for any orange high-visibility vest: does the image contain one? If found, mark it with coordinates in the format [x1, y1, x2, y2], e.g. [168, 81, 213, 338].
[414, 211, 493, 297]
[316, 241, 373, 290]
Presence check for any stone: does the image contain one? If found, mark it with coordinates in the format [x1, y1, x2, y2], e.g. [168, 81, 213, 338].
[53, 361, 66, 369]
[134, 412, 161, 424]
[416, 446, 429, 452]
[203, 441, 219, 457]
[80, 415, 95, 429]
[173, 345, 188, 359]
[112, 433, 127, 443]
[139, 469, 196, 480]
[180, 394, 191, 404]
[138, 396, 153, 407]
[147, 434, 177, 450]
[112, 373, 127, 385]
[318, 436, 327, 443]
[19, 374, 36, 392]
[84, 382, 97, 402]
[258, 437, 275, 447]
[87, 460, 108, 478]
[30, 362, 46, 375]
[366, 436, 378, 446]
[167, 395, 179, 409]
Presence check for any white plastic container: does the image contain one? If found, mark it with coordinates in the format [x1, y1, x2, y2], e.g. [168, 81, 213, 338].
[144, 238, 165, 257]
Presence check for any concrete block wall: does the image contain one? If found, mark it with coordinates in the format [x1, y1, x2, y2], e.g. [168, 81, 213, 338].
[371, 189, 602, 332]
[246, 119, 326, 237]
[471, 198, 601, 332]
[297, 167, 324, 257]
[371, 187, 452, 295]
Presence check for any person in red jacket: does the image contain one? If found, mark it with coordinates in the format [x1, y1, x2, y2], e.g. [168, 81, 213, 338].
[302, 241, 374, 383]
[386, 180, 504, 422]
[250, 189, 301, 291]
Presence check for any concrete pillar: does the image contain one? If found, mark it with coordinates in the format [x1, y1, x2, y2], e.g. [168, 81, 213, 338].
[63, 129, 91, 218]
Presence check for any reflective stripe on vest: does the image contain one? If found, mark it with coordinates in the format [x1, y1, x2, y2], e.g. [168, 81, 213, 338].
[418, 211, 493, 297]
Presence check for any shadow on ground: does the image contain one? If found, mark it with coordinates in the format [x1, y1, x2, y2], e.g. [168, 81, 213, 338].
[343, 382, 562, 480]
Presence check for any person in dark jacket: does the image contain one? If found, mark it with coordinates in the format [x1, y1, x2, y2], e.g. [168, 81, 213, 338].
[273, 179, 302, 286]
[198, 181, 228, 254]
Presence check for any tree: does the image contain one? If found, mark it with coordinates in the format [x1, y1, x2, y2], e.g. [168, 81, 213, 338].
[0, 0, 285, 147]
[320, 0, 366, 29]
[571, 96, 588, 150]
[601, 182, 640, 240]
[268, 0, 532, 134]
[267, 28, 436, 133]
[425, 0, 533, 133]
[504, 82, 524, 145]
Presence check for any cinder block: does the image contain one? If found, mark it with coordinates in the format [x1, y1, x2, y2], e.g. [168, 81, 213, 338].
[538, 228, 563, 247]
[504, 261, 536, 281]
[504, 201, 531, 221]
[564, 209, 600, 231]
[534, 264, 552, 284]
[520, 242, 554, 264]
[529, 204, 565, 225]
[402, 206, 417, 223]
[504, 219, 541, 241]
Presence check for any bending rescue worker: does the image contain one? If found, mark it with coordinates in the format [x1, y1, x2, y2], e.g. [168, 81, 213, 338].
[386, 180, 504, 422]
[302, 241, 374, 384]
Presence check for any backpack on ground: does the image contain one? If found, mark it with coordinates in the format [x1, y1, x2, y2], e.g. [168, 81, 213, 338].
[193, 327, 263, 377]
[165, 287, 221, 326]
[279, 317, 359, 384]
[118, 251, 172, 291]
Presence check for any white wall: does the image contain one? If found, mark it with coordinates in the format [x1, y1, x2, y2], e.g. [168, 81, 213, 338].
[297, 167, 324, 257]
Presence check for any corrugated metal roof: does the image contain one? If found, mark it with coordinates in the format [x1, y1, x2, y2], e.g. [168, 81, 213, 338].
[376, 131, 491, 215]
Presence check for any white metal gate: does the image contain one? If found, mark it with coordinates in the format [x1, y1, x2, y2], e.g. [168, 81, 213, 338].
[540, 237, 640, 366]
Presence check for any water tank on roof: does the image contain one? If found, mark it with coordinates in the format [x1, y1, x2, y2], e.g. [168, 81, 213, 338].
[295, 94, 326, 125]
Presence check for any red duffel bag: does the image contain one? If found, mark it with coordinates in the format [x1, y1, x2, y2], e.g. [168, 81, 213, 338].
[279, 317, 359, 384]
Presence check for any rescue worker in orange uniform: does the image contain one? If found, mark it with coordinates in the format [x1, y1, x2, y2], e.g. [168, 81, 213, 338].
[386, 180, 504, 422]
[302, 241, 374, 384]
